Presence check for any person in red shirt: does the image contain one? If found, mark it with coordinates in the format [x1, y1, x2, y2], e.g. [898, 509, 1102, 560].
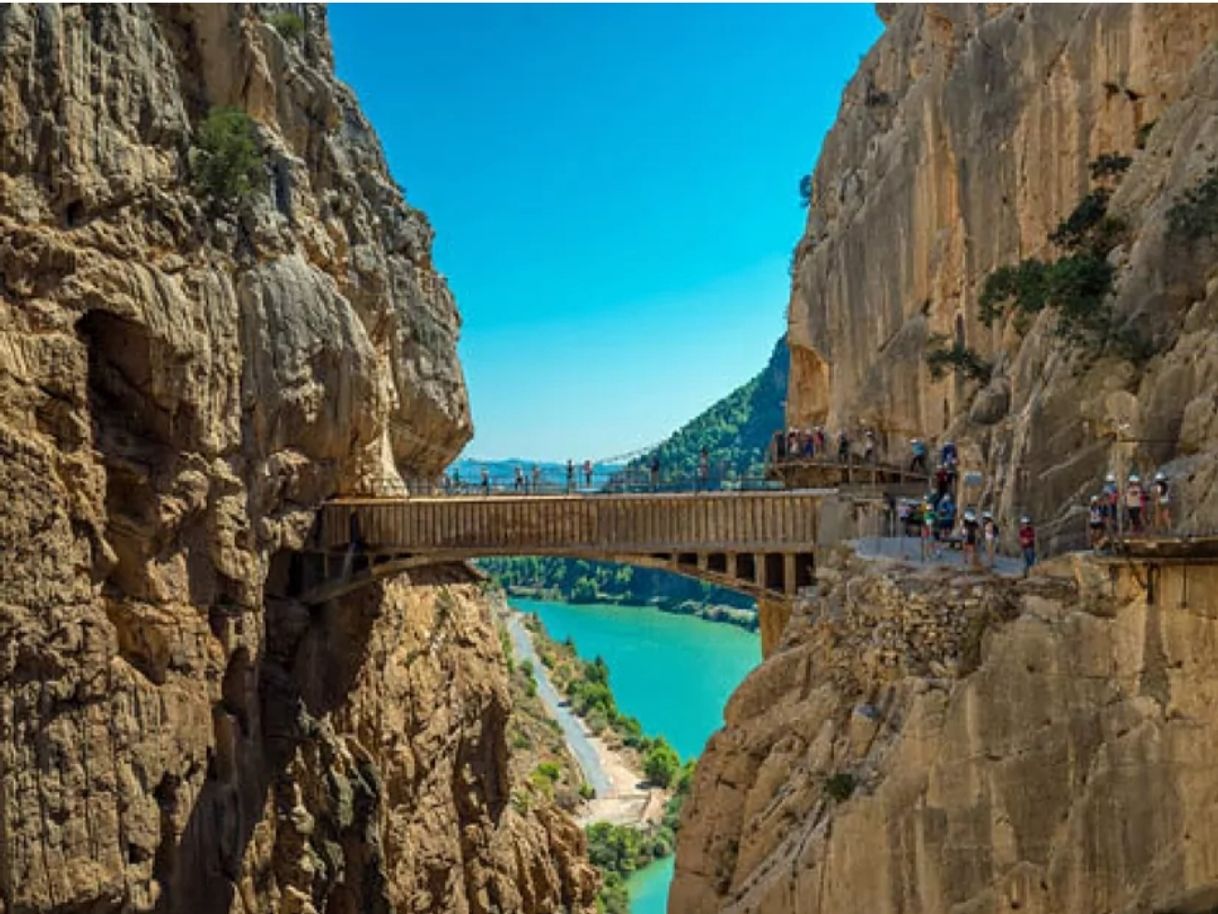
[1018, 516, 1036, 575]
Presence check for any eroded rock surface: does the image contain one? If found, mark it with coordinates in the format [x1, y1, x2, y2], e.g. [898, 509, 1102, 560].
[0, 5, 594, 912]
[787, 4, 1218, 545]
[672, 548, 1218, 913]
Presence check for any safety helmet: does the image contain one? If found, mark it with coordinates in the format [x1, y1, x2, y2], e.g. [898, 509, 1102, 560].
[1020, 515, 1031, 524]
[982, 510, 993, 518]
[1090, 495, 1099, 504]
[964, 509, 976, 520]
[1155, 471, 1167, 481]
[1129, 473, 1140, 483]
[1105, 473, 1116, 483]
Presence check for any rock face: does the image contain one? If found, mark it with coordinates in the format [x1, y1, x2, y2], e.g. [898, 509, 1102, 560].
[671, 548, 1218, 913]
[0, 5, 595, 913]
[787, 4, 1218, 546]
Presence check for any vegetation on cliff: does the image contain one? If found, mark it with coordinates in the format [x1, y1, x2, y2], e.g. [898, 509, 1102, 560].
[625, 334, 788, 480]
[190, 106, 265, 206]
[479, 557, 757, 630]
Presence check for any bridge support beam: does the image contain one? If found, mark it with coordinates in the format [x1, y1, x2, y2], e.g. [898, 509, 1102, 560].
[758, 596, 792, 658]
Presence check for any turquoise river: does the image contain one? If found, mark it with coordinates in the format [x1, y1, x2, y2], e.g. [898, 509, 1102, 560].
[509, 597, 761, 914]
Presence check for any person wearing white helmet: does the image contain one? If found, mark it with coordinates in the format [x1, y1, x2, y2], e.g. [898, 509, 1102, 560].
[910, 437, 928, 475]
[1088, 495, 1106, 549]
[1153, 470, 1172, 531]
[982, 509, 999, 567]
[1018, 516, 1036, 575]
[1125, 473, 1145, 533]
[1101, 472, 1119, 535]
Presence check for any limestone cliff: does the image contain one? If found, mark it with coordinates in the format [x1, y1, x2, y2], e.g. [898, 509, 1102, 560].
[787, 4, 1218, 546]
[672, 548, 1218, 913]
[0, 4, 595, 912]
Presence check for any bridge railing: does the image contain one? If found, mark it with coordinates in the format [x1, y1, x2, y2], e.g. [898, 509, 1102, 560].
[370, 472, 788, 498]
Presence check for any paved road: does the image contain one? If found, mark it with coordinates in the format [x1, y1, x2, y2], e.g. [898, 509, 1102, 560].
[506, 613, 612, 796]
[854, 535, 1026, 577]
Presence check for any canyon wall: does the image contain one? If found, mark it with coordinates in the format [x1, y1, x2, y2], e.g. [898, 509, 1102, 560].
[0, 4, 595, 912]
[672, 548, 1218, 913]
[787, 3, 1218, 546]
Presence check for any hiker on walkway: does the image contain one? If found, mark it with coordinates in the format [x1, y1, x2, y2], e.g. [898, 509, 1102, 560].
[1153, 471, 1172, 531]
[649, 455, 660, 491]
[814, 426, 827, 453]
[1101, 473, 1119, 534]
[1018, 516, 1036, 574]
[451, 468, 462, 493]
[982, 510, 1000, 567]
[1125, 473, 1145, 533]
[934, 463, 951, 501]
[910, 438, 928, 474]
[940, 440, 958, 469]
[1088, 496, 1106, 549]
[480, 466, 490, 495]
[772, 429, 787, 464]
[531, 464, 541, 493]
[514, 465, 525, 492]
[937, 492, 956, 540]
[802, 430, 815, 459]
[837, 431, 851, 464]
[787, 429, 799, 459]
[698, 447, 710, 490]
[862, 429, 877, 464]
[921, 495, 940, 561]
[566, 459, 575, 494]
[962, 508, 980, 568]
[583, 459, 594, 489]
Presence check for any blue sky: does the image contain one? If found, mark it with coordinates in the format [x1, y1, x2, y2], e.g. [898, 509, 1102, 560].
[329, 4, 883, 461]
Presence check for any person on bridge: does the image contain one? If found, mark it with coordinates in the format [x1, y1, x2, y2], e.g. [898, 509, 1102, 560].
[1125, 474, 1145, 533]
[801, 430, 815, 459]
[514, 465, 525, 492]
[921, 495, 940, 561]
[937, 493, 956, 540]
[814, 426, 827, 453]
[480, 466, 490, 494]
[531, 464, 542, 493]
[650, 455, 660, 491]
[982, 510, 999, 567]
[863, 429, 877, 464]
[452, 468, 462, 493]
[698, 447, 710, 490]
[772, 429, 787, 464]
[837, 431, 851, 464]
[566, 459, 575, 494]
[934, 463, 951, 502]
[1101, 473, 1119, 535]
[1018, 516, 1036, 574]
[910, 438, 928, 474]
[1088, 496, 1106, 548]
[1153, 471, 1172, 531]
[583, 459, 594, 489]
[940, 440, 958, 468]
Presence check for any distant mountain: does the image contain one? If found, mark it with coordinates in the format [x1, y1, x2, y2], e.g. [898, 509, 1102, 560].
[625, 336, 788, 481]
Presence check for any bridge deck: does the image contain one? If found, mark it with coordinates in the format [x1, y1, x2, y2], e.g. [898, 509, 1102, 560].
[319, 489, 827, 556]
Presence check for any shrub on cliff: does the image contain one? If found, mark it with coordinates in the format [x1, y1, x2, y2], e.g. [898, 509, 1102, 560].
[643, 738, 680, 787]
[924, 334, 991, 383]
[190, 107, 265, 207]
[267, 10, 305, 41]
[1168, 167, 1218, 240]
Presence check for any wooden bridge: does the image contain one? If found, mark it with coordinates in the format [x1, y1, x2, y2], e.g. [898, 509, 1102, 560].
[294, 488, 882, 654]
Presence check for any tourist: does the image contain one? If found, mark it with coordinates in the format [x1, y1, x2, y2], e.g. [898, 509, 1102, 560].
[940, 440, 958, 469]
[921, 493, 938, 561]
[863, 429, 877, 464]
[698, 447, 710, 490]
[1125, 473, 1144, 534]
[1088, 496, 1106, 549]
[1018, 516, 1036, 575]
[910, 438, 928, 474]
[814, 426, 826, 452]
[480, 466, 490, 495]
[1153, 471, 1172, 532]
[772, 429, 787, 464]
[982, 510, 999, 567]
[1102, 473, 1119, 535]
[584, 459, 594, 489]
[650, 455, 660, 491]
[802, 430, 815, 459]
[937, 492, 956, 540]
[837, 430, 851, 464]
[934, 463, 951, 501]
[452, 468, 462, 493]
[566, 459, 575, 494]
[514, 465, 525, 492]
[787, 428, 799, 459]
[962, 508, 980, 567]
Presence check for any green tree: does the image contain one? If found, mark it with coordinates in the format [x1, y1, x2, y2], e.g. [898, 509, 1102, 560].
[643, 738, 680, 788]
[191, 107, 265, 206]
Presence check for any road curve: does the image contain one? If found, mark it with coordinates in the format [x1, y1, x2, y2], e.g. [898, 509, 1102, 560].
[506, 612, 612, 796]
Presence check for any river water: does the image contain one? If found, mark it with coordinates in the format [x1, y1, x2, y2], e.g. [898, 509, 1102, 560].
[509, 597, 760, 913]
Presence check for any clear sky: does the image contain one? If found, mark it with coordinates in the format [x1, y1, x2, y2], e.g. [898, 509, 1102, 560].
[329, 3, 883, 462]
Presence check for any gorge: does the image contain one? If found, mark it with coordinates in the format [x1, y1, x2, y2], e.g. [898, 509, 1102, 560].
[5, 4, 1218, 914]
